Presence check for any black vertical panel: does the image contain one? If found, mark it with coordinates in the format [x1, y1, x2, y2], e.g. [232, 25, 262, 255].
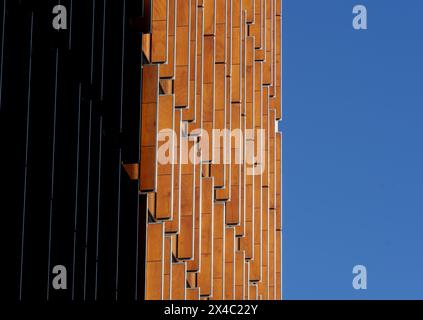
[48, 0, 88, 303]
[69, 0, 95, 302]
[95, 0, 125, 302]
[21, 1, 57, 301]
[1, 0, 34, 302]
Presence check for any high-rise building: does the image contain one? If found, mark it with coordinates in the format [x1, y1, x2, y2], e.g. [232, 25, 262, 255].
[0, 0, 282, 302]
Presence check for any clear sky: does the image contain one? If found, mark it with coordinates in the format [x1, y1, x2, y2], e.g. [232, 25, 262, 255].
[281, 0, 423, 299]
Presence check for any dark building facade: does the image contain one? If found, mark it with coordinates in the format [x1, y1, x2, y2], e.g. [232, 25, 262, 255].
[1, 0, 150, 302]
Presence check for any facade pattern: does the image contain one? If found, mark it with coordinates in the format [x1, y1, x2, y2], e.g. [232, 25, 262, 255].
[0, 0, 281, 301]
[138, 0, 282, 300]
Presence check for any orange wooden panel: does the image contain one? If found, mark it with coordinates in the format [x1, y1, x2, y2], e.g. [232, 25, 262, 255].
[269, 109, 276, 209]
[123, 163, 139, 180]
[147, 192, 156, 219]
[177, 0, 190, 26]
[245, 0, 254, 23]
[212, 64, 227, 187]
[175, 0, 191, 107]
[235, 251, 245, 300]
[254, 68, 263, 167]
[244, 261, 250, 300]
[141, 103, 157, 148]
[142, 33, 151, 62]
[186, 288, 200, 300]
[145, 223, 164, 300]
[249, 283, 258, 300]
[236, 125, 246, 236]
[241, 10, 247, 115]
[180, 170, 195, 217]
[225, 0, 232, 76]
[159, 79, 173, 94]
[187, 173, 201, 272]
[177, 215, 194, 259]
[204, 0, 216, 36]
[165, 110, 182, 233]
[186, 271, 197, 288]
[203, 36, 215, 84]
[198, 253, 213, 296]
[224, 227, 235, 299]
[163, 236, 172, 300]
[156, 94, 175, 220]
[268, 208, 276, 300]
[153, 0, 168, 21]
[171, 262, 186, 300]
[246, 36, 255, 103]
[198, 177, 214, 295]
[262, 0, 272, 85]
[240, 216, 253, 259]
[189, 4, 204, 131]
[146, 261, 163, 300]
[211, 279, 224, 300]
[156, 175, 173, 220]
[202, 177, 214, 215]
[215, 77, 232, 201]
[160, 0, 177, 78]
[231, 58, 241, 103]
[258, 187, 269, 299]
[142, 64, 159, 104]
[183, 0, 199, 121]
[152, 19, 168, 63]
[276, 132, 281, 231]
[212, 203, 225, 299]
[140, 65, 159, 191]
[215, 24, 226, 64]
[250, 0, 264, 49]
[276, 230, 281, 299]
[275, 14, 281, 119]
[211, 109, 226, 187]
[146, 223, 164, 262]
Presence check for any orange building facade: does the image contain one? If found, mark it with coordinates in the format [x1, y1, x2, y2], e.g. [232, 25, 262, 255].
[134, 0, 282, 300]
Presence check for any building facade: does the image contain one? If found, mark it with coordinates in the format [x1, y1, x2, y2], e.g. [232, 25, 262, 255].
[0, 0, 282, 302]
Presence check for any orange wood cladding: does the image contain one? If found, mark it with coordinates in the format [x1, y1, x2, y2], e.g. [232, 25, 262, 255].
[139, 0, 282, 300]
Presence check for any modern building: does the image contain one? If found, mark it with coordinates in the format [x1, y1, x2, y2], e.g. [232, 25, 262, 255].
[0, 0, 282, 302]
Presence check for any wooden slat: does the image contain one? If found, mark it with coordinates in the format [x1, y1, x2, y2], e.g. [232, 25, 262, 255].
[235, 251, 245, 299]
[198, 177, 214, 296]
[187, 152, 202, 272]
[151, 0, 168, 63]
[163, 236, 172, 300]
[204, 0, 216, 36]
[211, 202, 225, 300]
[165, 110, 182, 233]
[160, 0, 177, 78]
[171, 262, 187, 300]
[145, 223, 164, 300]
[140, 64, 159, 191]
[156, 95, 175, 220]
[175, 0, 191, 107]
[224, 227, 235, 299]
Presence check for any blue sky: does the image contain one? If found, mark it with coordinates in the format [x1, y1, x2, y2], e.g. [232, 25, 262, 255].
[280, 0, 423, 299]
